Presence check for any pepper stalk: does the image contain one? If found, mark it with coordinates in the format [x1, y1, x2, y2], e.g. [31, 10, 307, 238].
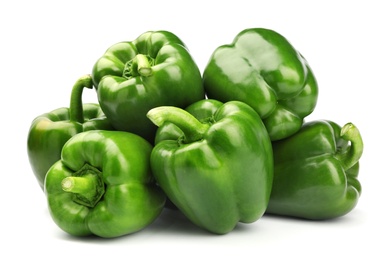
[335, 122, 364, 170]
[61, 164, 105, 208]
[69, 74, 94, 123]
[147, 106, 210, 143]
[123, 54, 153, 78]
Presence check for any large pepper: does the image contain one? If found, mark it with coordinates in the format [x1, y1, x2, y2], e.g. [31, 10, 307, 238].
[147, 100, 273, 234]
[92, 30, 206, 143]
[27, 75, 113, 190]
[266, 120, 363, 219]
[44, 130, 166, 238]
[203, 28, 318, 141]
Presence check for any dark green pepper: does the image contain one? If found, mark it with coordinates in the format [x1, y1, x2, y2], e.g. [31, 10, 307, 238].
[147, 100, 273, 234]
[92, 30, 206, 143]
[27, 75, 113, 190]
[266, 120, 363, 219]
[44, 130, 166, 238]
[203, 28, 318, 141]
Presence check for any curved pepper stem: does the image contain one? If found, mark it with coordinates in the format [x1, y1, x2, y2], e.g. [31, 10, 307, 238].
[61, 164, 105, 208]
[336, 123, 364, 170]
[69, 75, 93, 123]
[147, 106, 210, 143]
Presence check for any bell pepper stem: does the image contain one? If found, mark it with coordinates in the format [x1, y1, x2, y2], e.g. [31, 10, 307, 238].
[147, 106, 210, 143]
[61, 164, 105, 208]
[131, 54, 153, 77]
[123, 54, 153, 78]
[336, 123, 364, 170]
[62, 176, 95, 194]
[69, 75, 93, 123]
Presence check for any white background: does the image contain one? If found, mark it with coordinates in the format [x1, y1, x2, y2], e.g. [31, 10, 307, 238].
[1, 0, 388, 258]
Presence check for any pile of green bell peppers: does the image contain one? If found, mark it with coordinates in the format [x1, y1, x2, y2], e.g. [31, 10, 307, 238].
[27, 29, 364, 238]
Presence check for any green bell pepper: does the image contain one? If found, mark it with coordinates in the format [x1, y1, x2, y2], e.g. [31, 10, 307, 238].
[266, 120, 363, 219]
[27, 75, 113, 190]
[147, 100, 273, 234]
[92, 30, 206, 143]
[44, 130, 166, 238]
[203, 28, 318, 141]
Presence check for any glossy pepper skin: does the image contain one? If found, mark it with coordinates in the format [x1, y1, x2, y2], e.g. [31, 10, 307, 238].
[203, 28, 318, 141]
[27, 75, 113, 190]
[147, 100, 273, 234]
[44, 130, 166, 238]
[92, 30, 206, 143]
[266, 120, 363, 219]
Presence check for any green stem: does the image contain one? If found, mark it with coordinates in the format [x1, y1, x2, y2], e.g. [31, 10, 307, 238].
[69, 74, 93, 123]
[62, 176, 96, 194]
[336, 123, 364, 170]
[62, 164, 105, 208]
[147, 106, 210, 143]
[131, 54, 153, 77]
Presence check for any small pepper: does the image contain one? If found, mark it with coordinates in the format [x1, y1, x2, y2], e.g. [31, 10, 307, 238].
[27, 75, 113, 190]
[266, 120, 363, 219]
[203, 28, 318, 141]
[44, 130, 166, 238]
[92, 30, 205, 143]
[147, 100, 273, 234]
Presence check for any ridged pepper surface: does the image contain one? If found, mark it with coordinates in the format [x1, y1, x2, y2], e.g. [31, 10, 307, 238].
[44, 130, 165, 238]
[203, 28, 318, 141]
[266, 120, 363, 219]
[92, 30, 205, 143]
[147, 100, 273, 234]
